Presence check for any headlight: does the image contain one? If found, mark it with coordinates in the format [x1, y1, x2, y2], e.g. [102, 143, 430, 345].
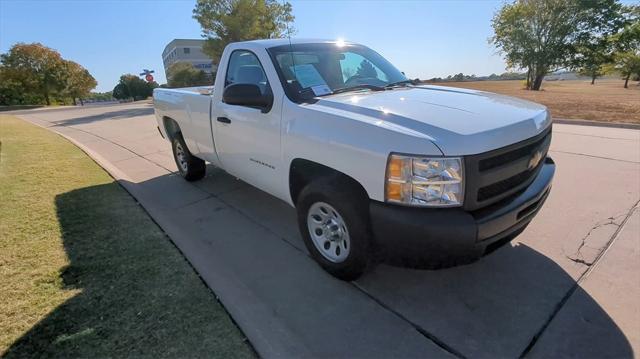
[385, 154, 464, 207]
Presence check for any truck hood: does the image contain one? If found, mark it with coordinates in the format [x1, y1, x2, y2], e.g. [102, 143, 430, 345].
[311, 85, 550, 155]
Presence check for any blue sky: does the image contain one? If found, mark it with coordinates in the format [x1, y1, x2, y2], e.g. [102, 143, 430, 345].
[0, 0, 600, 92]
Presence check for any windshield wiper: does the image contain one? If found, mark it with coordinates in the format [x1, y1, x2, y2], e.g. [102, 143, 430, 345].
[385, 79, 420, 88]
[330, 84, 386, 95]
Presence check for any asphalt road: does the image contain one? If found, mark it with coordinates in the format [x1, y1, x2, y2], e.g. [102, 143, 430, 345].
[12, 102, 640, 358]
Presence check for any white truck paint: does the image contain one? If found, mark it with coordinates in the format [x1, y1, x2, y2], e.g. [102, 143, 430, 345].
[153, 39, 555, 280]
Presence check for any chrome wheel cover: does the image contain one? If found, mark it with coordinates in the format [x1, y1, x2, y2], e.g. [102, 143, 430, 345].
[307, 202, 350, 263]
[175, 142, 188, 173]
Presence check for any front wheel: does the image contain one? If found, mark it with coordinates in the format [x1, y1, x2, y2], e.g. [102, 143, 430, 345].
[171, 134, 205, 181]
[296, 176, 372, 281]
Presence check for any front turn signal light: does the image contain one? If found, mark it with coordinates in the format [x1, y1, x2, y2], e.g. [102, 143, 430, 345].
[384, 153, 464, 207]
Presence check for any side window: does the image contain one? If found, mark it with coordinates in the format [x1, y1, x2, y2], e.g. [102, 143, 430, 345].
[340, 52, 388, 83]
[225, 50, 270, 95]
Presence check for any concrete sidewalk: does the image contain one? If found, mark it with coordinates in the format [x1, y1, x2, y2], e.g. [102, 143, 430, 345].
[11, 103, 640, 358]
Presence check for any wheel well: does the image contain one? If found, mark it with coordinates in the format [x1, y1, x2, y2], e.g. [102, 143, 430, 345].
[289, 159, 368, 204]
[162, 116, 181, 140]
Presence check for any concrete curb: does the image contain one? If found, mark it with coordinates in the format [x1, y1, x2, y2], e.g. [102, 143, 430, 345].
[554, 118, 640, 130]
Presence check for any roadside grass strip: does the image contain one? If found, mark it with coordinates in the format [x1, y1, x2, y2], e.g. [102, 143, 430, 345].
[0, 115, 254, 358]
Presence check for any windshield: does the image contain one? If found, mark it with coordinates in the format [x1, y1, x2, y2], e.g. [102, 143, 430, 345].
[267, 42, 408, 102]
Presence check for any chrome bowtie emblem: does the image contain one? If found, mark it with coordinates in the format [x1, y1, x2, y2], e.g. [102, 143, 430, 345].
[528, 151, 543, 170]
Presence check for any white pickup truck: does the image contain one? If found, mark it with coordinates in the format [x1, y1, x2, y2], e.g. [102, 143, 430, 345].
[153, 39, 555, 280]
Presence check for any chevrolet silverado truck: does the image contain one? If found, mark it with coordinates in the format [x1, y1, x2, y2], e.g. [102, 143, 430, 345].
[153, 39, 555, 280]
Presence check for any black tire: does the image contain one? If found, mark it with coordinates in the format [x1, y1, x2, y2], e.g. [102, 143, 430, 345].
[171, 133, 205, 181]
[296, 176, 372, 281]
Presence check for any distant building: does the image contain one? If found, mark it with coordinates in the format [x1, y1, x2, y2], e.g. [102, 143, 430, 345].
[162, 39, 216, 80]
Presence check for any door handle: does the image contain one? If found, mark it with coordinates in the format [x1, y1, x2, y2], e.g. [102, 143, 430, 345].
[217, 117, 231, 124]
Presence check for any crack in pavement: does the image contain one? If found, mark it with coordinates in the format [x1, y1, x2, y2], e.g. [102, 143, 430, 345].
[564, 212, 627, 266]
[520, 200, 640, 358]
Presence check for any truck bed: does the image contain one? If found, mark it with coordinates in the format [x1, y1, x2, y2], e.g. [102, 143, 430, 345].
[153, 86, 216, 162]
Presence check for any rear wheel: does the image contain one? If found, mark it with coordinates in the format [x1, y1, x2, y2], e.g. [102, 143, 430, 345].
[296, 176, 372, 281]
[171, 134, 205, 181]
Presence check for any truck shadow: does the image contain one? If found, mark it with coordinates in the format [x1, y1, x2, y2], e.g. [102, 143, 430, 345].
[360, 244, 635, 358]
[51, 106, 154, 127]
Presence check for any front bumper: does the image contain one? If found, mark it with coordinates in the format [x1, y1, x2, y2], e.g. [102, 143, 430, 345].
[370, 157, 555, 268]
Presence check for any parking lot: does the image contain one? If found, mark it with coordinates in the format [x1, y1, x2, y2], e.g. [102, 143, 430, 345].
[14, 102, 639, 358]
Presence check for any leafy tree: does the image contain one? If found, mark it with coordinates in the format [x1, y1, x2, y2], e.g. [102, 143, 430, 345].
[576, 50, 611, 84]
[355, 60, 378, 78]
[491, 0, 625, 90]
[608, 5, 640, 88]
[0, 43, 98, 106]
[63, 60, 97, 105]
[607, 51, 640, 88]
[86, 91, 114, 102]
[112, 83, 129, 100]
[452, 73, 465, 82]
[0, 43, 67, 105]
[571, 0, 626, 84]
[612, 5, 640, 52]
[0, 75, 27, 105]
[167, 62, 211, 88]
[193, 0, 294, 64]
[112, 74, 157, 101]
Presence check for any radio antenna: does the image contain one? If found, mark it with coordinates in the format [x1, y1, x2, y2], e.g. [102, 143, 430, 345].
[283, 0, 297, 89]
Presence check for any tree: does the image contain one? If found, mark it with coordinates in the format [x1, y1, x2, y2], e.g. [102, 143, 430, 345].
[86, 91, 114, 102]
[491, 0, 624, 90]
[167, 62, 210, 88]
[609, 51, 640, 88]
[571, 0, 626, 84]
[112, 74, 156, 101]
[193, 0, 294, 64]
[112, 83, 129, 100]
[612, 5, 640, 53]
[63, 60, 97, 105]
[608, 5, 640, 88]
[0, 43, 67, 105]
[452, 73, 465, 82]
[0, 74, 27, 105]
[576, 49, 611, 84]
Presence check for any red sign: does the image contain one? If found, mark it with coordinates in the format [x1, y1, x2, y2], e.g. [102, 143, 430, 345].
[145, 74, 154, 82]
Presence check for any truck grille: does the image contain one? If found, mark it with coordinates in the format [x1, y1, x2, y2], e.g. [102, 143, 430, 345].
[463, 127, 552, 211]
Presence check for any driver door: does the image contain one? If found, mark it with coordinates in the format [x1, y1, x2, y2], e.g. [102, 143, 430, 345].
[213, 49, 283, 196]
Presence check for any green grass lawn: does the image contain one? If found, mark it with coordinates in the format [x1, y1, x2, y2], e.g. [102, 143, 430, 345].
[0, 115, 254, 358]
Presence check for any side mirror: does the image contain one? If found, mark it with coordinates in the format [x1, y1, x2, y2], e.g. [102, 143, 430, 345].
[222, 83, 272, 112]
